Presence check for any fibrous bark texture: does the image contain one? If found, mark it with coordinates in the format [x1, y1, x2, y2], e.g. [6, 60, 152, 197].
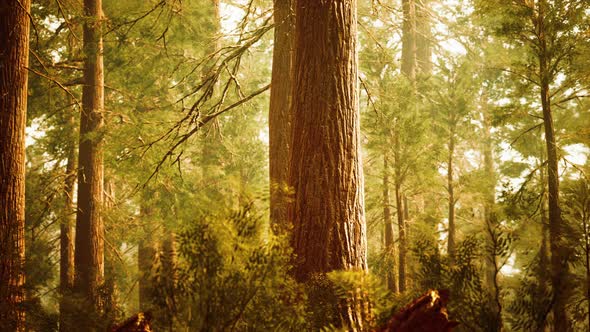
[75, 0, 105, 323]
[289, 2, 367, 327]
[289, 0, 367, 282]
[0, 1, 30, 330]
[269, 0, 294, 231]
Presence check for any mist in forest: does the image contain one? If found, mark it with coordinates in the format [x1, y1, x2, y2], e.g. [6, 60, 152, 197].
[1, 0, 589, 331]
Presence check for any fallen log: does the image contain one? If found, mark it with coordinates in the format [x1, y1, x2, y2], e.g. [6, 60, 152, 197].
[376, 289, 459, 332]
[110, 312, 152, 332]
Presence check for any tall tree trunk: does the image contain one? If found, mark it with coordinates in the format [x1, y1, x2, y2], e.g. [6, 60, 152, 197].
[395, 180, 406, 292]
[481, 93, 502, 330]
[401, 0, 417, 81]
[75, 0, 105, 325]
[103, 179, 121, 324]
[289, 0, 367, 328]
[383, 156, 397, 292]
[396, 0, 417, 292]
[536, 1, 568, 329]
[393, 129, 406, 292]
[269, 0, 294, 231]
[60, 111, 77, 332]
[415, 0, 432, 75]
[0, 1, 30, 330]
[447, 126, 456, 261]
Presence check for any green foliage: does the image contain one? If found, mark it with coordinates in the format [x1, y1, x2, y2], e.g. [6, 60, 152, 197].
[506, 257, 552, 331]
[412, 236, 502, 332]
[157, 204, 307, 331]
[19, 0, 590, 330]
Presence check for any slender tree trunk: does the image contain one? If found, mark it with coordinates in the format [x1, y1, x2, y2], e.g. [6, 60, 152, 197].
[540, 197, 550, 283]
[60, 111, 77, 332]
[481, 94, 502, 330]
[74, 0, 105, 325]
[395, 180, 406, 292]
[393, 128, 406, 292]
[269, 0, 294, 231]
[536, 1, 568, 329]
[447, 127, 456, 261]
[482, 94, 495, 286]
[103, 179, 120, 324]
[383, 156, 397, 292]
[289, 0, 367, 328]
[538, 156, 550, 324]
[396, 0, 417, 292]
[0, 1, 30, 330]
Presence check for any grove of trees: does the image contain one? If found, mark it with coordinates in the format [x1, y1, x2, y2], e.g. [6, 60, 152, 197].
[0, 0, 589, 331]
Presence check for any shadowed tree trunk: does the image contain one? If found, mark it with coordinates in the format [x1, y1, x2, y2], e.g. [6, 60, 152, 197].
[60, 110, 77, 332]
[269, 0, 294, 231]
[534, 1, 568, 329]
[481, 91, 502, 330]
[138, 205, 157, 313]
[103, 179, 121, 325]
[74, 0, 106, 325]
[137, 240, 156, 313]
[289, 0, 367, 328]
[383, 155, 397, 292]
[393, 132, 406, 291]
[0, 1, 30, 330]
[447, 121, 456, 261]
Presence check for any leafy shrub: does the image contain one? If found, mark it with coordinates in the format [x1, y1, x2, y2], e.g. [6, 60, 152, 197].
[154, 204, 308, 331]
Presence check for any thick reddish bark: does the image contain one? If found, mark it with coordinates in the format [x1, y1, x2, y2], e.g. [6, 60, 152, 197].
[289, 0, 367, 281]
[269, 0, 294, 230]
[75, 0, 105, 322]
[289, 2, 367, 326]
[0, 1, 30, 330]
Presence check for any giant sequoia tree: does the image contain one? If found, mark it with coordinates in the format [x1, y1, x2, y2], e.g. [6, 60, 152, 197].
[0, 1, 30, 330]
[288, 1, 367, 325]
[75, 0, 106, 323]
